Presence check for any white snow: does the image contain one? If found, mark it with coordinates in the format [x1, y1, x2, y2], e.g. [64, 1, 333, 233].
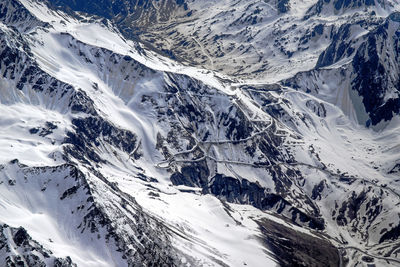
[1, 0, 400, 266]
[0, 164, 127, 266]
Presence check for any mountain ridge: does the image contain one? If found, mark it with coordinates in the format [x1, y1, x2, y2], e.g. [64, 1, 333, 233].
[0, 0, 400, 266]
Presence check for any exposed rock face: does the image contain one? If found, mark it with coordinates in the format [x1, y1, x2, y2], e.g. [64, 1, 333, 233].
[285, 14, 400, 126]
[0, 23, 96, 115]
[258, 219, 340, 267]
[306, 0, 377, 17]
[64, 116, 137, 163]
[352, 17, 400, 125]
[0, 224, 77, 267]
[0, 161, 190, 266]
[0, 0, 48, 32]
[207, 174, 325, 230]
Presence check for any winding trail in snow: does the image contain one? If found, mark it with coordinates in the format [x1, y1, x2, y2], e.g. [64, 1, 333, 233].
[192, 36, 214, 69]
[339, 246, 400, 265]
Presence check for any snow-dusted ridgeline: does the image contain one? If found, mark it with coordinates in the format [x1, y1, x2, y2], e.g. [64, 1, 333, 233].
[0, 0, 400, 266]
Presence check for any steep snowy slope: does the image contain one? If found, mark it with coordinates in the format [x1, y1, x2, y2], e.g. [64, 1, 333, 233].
[0, 0, 280, 266]
[1, 0, 400, 266]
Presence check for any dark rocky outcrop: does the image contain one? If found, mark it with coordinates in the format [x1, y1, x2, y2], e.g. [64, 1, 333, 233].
[0, 224, 77, 267]
[207, 174, 325, 230]
[277, 0, 290, 13]
[379, 221, 400, 243]
[171, 169, 325, 230]
[352, 18, 400, 125]
[258, 218, 340, 267]
[306, 0, 376, 18]
[64, 116, 136, 163]
[316, 23, 354, 68]
[170, 162, 209, 188]
[0, 24, 97, 116]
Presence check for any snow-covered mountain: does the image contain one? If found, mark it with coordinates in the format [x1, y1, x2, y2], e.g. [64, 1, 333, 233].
[1, 0, 400, 266]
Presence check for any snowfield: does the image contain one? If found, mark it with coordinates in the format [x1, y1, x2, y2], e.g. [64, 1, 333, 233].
[0, 0, 400, 266]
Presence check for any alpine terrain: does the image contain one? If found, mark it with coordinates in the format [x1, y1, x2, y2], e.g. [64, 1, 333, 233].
[0, 0, 400, 266]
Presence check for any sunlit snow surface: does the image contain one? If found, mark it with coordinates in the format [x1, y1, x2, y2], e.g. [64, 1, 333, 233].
[0, 0, 400, 266]
[0, 0, 279, 266]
